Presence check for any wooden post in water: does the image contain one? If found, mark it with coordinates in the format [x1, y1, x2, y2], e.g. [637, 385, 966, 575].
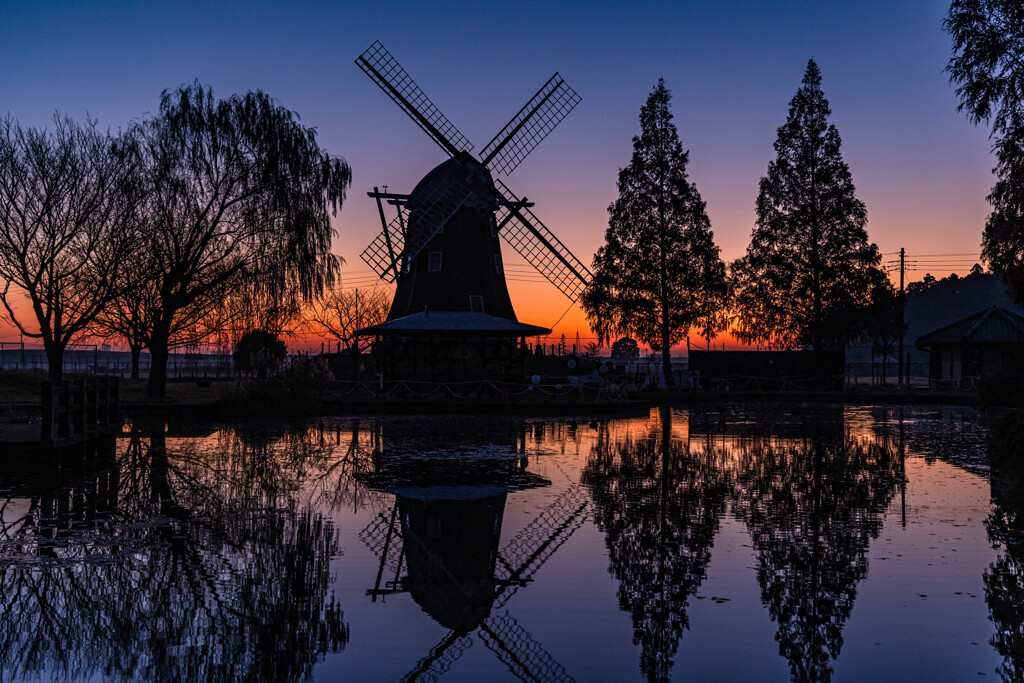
[38, 377, 119, 445]
[85, 378, 97, 434]
[41, 381, 55, 443]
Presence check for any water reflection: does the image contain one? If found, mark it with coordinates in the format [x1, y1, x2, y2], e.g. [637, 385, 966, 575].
[584, 407, 730, 682]
[0, 408, 1008, 681]
[585, 406, 903, 682]
[986, 426, 1024, 682]
[357, 420, 588, 681]
[0, 426, 347, 682]
[730, 432, 901, 682]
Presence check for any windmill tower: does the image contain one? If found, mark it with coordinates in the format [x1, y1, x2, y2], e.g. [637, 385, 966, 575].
[353, 42, 592, 382]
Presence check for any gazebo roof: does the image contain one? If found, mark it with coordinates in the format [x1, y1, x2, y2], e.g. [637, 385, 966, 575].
[915, 305, 1024, 349]
[355, 310, 551, 337]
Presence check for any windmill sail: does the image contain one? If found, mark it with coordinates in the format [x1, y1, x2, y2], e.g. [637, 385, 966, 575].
[360, 210, 407, 282]
[481, 74, 581, 176]
[400, 632, 474, 683]
[359, 505, 406, 572]
[400, 176, 473, 263]
[493, 483, 589, 609]
[494, 179, 592, 303]
[355, 41, 473, 157]
[480, 612, 575, 683]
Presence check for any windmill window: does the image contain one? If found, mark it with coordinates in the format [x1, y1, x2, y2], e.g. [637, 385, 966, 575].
[469, 295, 485, 313]
[403, 256, 411, 273]
[489, 215, 497, 237]
[494, 254, 503, 275]
[427, 251, 443, 272]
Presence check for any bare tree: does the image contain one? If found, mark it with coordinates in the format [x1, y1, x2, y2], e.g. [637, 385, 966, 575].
[306, 285, 390, 352]
[90, 252, 234, 380]
[0, 115, 139, 381]
[306, 284, 389, 380]
[89, 247, 158, 379]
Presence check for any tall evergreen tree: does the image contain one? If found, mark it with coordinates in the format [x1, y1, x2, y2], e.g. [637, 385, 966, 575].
[582, 79, 728, 384]
[945, 1, 1024, 304]
[731, 60, 884, 350]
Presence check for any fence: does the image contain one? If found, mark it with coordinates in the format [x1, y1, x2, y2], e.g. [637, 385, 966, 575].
[0, 347, 233, 379]
[0, 344, 970, 392]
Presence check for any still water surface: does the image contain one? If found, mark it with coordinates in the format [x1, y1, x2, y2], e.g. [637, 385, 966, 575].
[0, 404, 1019, 682]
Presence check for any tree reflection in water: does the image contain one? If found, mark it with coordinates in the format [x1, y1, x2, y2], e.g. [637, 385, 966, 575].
[731, 431, 901, 682]
[985, 422, 1024, 682]
[583, 407, 731, 682]
[0, 423, 352, 682]
[585, 406, 902, 683]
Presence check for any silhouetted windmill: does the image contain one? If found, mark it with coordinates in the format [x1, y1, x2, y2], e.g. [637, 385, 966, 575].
[359, 472, 590, 682]
[352, 42, 590, 381]
[355, 40, 590, 316]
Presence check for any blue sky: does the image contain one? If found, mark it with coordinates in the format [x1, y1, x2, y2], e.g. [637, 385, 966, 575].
[0, 0, 996, 334]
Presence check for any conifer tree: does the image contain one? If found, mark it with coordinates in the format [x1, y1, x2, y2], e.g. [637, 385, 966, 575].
[731, 60, 884, 350]
[582, 79, 728, 384]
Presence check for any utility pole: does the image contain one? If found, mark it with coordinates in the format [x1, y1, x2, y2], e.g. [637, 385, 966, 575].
[897, 247, 906, 387]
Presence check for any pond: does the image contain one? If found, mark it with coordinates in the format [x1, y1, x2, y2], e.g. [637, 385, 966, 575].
[0, 404, 1020, 682]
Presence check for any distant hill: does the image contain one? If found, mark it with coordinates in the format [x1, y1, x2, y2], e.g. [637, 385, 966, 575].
[906, 271, 1022, 347]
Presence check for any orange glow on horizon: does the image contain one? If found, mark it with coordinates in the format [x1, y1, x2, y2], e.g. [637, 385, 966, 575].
[0, 257, 989, 355]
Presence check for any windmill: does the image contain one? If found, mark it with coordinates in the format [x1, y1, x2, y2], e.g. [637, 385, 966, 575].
[352, 41, 592, 381]
[357, 439, 590, 682]
[361, 483, 590, 682]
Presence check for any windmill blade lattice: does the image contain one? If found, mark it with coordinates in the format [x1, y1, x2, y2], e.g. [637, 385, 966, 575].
[360, 210, 407, 282]
[481, 74, 581, 176]
[355, 41, 474, 157]
[359, 508, 405, 573]
[494, 179, 592, 303]
[493, 483, 590, 609]
[480, 612, 575, 683]
[361, 176, 473, 281]
[402, 177, 474, 263]
[400, 632, 474, 683]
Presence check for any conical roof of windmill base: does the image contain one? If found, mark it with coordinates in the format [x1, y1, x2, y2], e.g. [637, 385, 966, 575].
[356, 310, 551, 337]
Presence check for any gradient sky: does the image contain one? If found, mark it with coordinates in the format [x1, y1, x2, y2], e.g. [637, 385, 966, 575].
[0, 0, 997, 345]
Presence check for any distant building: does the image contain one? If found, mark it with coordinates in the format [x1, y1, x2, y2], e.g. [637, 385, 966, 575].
[915, 305, 1024, 383]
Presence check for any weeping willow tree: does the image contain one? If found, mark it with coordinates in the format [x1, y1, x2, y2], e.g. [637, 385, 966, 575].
[134, 82, 351, 398]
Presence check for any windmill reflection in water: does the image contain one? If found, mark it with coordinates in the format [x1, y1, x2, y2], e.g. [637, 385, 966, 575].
[357, 430, 589, 682]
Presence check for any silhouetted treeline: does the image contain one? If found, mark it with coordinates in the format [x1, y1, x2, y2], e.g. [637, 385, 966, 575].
[0, 82, 350, 397]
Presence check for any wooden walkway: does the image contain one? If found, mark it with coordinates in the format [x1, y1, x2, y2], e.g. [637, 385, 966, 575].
[0, 377, 119, 452]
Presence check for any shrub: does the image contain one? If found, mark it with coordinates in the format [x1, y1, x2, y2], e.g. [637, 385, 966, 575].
[233, 331, 287, 377]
